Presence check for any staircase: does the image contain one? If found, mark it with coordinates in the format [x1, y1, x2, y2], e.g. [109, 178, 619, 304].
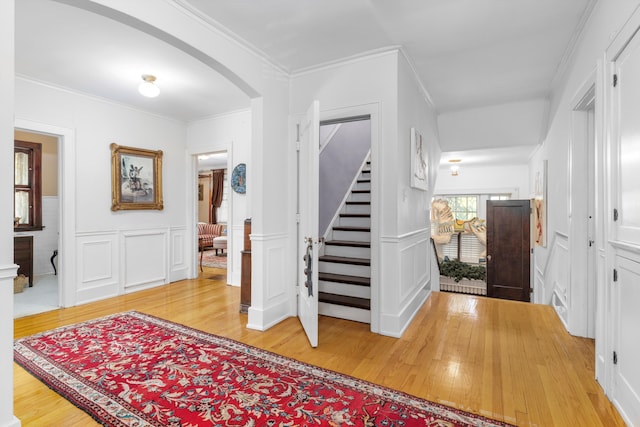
[318, 161, 371, 324]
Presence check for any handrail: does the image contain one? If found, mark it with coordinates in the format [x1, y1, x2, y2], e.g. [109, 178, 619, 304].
[322, 151, 371, 241]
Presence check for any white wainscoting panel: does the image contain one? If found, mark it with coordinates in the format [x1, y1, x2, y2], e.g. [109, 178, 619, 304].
[549, 233, 570, 328]
[379, 229, 431, 337]
[535, 266, 544, 304]
[170, 227, 188, 283]
[247, 233, 295, 331]
[76, 232, 118, 305]
[122, 229, 167, 293]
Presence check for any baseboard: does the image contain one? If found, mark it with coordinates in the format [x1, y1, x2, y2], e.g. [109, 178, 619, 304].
[379, 287, 431, 338]
[246, 299, 293, 331]
[0, 416, 21, 427]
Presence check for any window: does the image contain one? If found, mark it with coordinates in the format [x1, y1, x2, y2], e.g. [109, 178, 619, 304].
[434, 192, 512, 221]
[489, 194, 510, 200]
[14, 140, 43, 231]
[442, 195, 478, 220]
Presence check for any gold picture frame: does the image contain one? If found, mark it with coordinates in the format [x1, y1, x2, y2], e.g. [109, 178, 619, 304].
[111, 143, 163, 211]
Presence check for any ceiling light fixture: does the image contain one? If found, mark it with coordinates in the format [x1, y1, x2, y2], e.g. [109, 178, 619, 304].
[138, 74, 160, 98]
[448, 159, 461, 176]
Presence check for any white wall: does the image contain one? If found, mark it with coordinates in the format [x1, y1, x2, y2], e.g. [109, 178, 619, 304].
[530, 1, 639, 302]
[0, 1, 19, 425]
[291, 50, 398, 335]
[390, 52, 442, 337]
[435, 164, 529, 199]
[530, 2, 640, 422]
[438, 98, 548, 151]
[69, 0, 291, 333]
[291, 50, 442, 337]
[15, 78, 190, 304]
[187, 110, 251, 286]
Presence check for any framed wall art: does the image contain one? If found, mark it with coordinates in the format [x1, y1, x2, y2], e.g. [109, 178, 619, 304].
[533, 159, 547, 247]
[410, 127, 428, 191]
[111, 143, 163, 211]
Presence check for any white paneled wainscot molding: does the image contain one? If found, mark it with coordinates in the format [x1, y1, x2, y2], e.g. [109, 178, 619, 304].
[122, 229, 167, 293]
[546, 232, 570, 329]
[247, 233, 293, 331]
[75, 228, 185, 306]
[76, 232, 118, 305]
[379, 228, 432, 337]
[170, 226, 189, 283]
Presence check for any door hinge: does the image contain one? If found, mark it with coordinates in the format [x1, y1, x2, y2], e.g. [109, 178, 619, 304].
[613, 74, 618, 87]
[613, 208, 619, 222]
[613, 351, 618, 365]
[613, 268, 618, 282]
[296, 213, 301, 224]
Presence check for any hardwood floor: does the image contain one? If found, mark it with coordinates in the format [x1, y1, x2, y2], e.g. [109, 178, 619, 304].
[14, 268, 625, 426]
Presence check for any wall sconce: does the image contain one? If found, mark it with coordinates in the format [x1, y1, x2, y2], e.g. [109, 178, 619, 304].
[138, 74, 160, 98]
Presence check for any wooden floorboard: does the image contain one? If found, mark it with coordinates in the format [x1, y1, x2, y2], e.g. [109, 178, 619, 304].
[13, 268, 626, 426]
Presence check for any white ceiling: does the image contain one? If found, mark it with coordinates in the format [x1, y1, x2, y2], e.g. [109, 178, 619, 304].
[15, 0, 594, 166]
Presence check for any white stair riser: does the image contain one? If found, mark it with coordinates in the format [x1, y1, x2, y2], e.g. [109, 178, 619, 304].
[354, 181, 371, 191]
[343, 204, 370, 214]
[333, 229, 370, 242]
[338, 216, 370, 227]
[319, 261, 370, 277]
[319, 281, 371, 299]
[348, 192, 370, 203]
[319, 303, 370, 324]
[324, 245, 370, 258]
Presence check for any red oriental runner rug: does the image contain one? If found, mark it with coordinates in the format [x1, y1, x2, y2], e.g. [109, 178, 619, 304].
[14, 312, 513, 427]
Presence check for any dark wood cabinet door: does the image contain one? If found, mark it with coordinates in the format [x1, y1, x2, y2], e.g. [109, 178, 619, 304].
[486, 200, 531, 302]
[14, 235, 34, 286]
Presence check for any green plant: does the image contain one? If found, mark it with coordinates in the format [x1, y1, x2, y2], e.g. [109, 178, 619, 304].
[439, 259, 486, 282]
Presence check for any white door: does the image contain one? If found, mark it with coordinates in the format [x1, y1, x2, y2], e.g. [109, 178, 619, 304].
[611, 26, 640, 425]
[612, 255, 640, 425]
[616, 28, 640, 246]
[297, 101, 320, 347]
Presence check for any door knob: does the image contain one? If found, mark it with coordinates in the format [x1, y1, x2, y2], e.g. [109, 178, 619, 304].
[487, 254, 492, 261]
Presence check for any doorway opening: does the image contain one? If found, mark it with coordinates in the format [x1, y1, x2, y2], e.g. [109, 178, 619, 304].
[570, 83, 596, 338]
[316, 116, 373, 324]
[13, 129, 60, 317]
[196, 151, 230, 274]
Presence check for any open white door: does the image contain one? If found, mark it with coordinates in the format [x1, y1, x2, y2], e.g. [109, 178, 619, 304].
[609, 21, 640, 425]
[297, 101, 320, 347]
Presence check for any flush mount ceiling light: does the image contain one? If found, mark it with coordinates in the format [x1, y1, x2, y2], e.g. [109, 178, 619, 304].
[138, 74, 160, 98]
[448, 159, 461, 176]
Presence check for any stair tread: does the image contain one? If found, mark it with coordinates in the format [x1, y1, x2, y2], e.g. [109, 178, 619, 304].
[357, 179, 371, 183]
[319, 272, 370, 286]
[351, 189, 371, 194]
[333, 226, 370, 232]
[345, 201, 370, 205]
[340, 213, 370, 218]
[319, 255, 370, 266]
[325, 240, 371, 248]
[319, 292, 371, 310]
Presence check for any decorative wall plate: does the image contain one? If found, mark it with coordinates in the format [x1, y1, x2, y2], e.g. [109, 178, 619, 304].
[231, 163, 246, 194]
